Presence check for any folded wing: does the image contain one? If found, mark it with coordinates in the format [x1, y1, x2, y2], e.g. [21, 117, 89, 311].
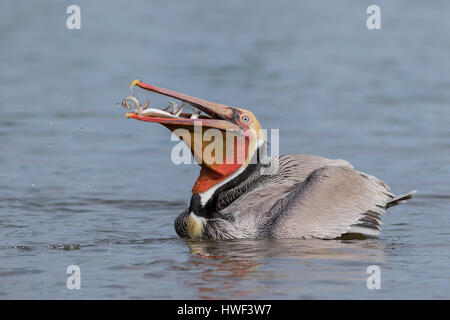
[266, 166, 396, 239]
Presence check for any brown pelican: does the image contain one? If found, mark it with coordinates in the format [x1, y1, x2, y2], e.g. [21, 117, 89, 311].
[121, 80, 415, 240]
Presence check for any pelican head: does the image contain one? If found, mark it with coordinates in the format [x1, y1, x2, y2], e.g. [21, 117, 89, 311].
[123, 80, 265, 197]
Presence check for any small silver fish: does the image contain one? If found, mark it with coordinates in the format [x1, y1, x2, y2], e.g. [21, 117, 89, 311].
[121, 95, 150, 115]
[121, 95, 189, 119]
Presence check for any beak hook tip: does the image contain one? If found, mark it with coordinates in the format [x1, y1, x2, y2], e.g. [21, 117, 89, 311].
[130, 79, 142, 91]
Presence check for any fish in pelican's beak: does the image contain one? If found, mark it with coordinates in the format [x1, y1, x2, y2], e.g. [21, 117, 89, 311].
[122, 80, 265, 194]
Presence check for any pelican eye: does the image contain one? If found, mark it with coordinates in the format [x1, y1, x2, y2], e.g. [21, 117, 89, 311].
[241, 115, 250, 123]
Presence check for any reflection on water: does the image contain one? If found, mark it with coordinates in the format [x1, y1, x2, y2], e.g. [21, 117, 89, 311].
[184, 239, 385, 299]
[187, 239, 385, 261]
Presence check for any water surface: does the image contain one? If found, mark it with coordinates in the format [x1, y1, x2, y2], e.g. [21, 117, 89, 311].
[1, 0, 450, 299]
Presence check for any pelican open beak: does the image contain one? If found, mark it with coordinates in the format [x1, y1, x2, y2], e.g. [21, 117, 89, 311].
[125, 80, 241, 133]
[122, 80, 263, 193]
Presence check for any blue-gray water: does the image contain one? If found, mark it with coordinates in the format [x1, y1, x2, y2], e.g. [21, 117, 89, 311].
[1, 0, 449, 299]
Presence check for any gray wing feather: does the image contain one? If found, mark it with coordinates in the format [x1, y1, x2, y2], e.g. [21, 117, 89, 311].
[266, 166, 394, 239]
[222, 154, 353, 216]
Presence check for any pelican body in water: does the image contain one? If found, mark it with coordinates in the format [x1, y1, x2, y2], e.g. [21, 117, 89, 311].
[122, 80, 415, 240]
